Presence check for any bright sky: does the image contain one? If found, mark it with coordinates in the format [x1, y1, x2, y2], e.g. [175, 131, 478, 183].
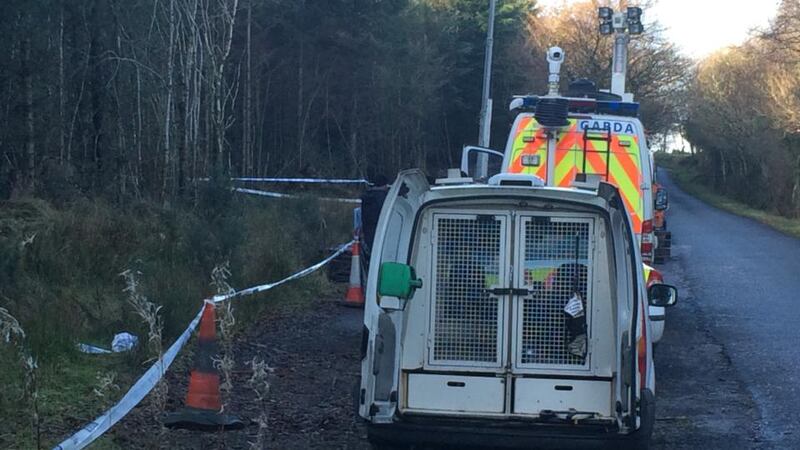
[537, 0, 781, 58]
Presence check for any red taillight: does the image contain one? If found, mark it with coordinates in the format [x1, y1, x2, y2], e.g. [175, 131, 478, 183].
[641, 220, 654, 262]
[641, 219, 653, 234]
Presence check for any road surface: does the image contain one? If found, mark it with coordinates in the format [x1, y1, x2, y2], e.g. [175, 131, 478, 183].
[655, 168, 800, 449]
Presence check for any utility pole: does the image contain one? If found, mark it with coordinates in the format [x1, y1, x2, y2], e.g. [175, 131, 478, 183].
[476, 0, 497, 179]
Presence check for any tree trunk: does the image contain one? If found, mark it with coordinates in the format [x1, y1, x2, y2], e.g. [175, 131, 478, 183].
[162, 0, 176, 201]
[59, 1, 66, 163]
[22, 38, 35, 190]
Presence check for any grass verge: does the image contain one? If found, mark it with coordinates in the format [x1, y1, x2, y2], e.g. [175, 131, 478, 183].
[0, 185, 353, 449]
[656, 152, 800, 238]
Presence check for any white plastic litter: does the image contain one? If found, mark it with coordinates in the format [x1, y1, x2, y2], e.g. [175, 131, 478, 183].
[77, 343, 111, 354]
[111, 332, 138, 353]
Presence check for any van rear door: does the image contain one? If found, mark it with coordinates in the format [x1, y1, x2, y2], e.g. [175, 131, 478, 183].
[360, 169, 429, 421]
[404, 206, 616, 420]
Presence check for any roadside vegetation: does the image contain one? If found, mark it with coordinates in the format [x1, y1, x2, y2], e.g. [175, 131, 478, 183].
[0, 185, 351, 449]
[682, 0, 800, 219]
[657, 152, 800, 238]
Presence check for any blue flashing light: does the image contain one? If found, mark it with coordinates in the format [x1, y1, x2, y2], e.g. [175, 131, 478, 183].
[596, 100, 639, 117]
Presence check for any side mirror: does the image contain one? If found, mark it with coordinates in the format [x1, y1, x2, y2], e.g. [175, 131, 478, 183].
[460, 146, 505, 180]
[647, 283, 678, 307]
[654, 190, 669, 211]
[378, 262, 422, 306]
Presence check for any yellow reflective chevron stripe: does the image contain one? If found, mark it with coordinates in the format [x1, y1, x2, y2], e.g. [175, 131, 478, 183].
[506, 117, 644, 233]
[508, 117, 548, 179]
[643, 264, 652, 283]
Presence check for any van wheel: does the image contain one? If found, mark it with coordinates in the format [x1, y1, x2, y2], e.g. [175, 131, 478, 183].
[370, 443, 407, 450]
[353, 376, 362, 415]
[625, 389, 655, 450]
[367, 428, 409, 450]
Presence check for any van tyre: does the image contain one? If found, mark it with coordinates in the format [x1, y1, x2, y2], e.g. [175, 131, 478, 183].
[624, 388, 655, 450]
[370, 444, 406, 450]
[368, 436, 408, 450]
[353, 376, 362, 416]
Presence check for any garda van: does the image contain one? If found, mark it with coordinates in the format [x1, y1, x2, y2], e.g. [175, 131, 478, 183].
[499, 85, 658, 265]
[357, 168, 677, 449]
[462, 47, 668, 343]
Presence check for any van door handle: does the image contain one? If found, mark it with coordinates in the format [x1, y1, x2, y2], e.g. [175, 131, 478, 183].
[482, 288, 532, 296]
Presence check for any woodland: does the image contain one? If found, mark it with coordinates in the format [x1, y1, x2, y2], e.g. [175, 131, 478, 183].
[6, 1, 798, 447]
[0, 0, 688, 204]
[684, 0, 800, 216]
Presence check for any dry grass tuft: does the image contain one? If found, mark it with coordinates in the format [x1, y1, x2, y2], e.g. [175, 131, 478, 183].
[93, 371, 121, 399]
[120, 269, 167, 444]
[0, 306, 41, 448]
[246, 356, 274, 449]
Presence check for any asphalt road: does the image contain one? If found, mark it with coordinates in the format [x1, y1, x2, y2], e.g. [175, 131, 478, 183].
[656, 169, 800, 449]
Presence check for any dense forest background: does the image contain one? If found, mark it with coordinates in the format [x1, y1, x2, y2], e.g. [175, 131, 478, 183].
[0, 0, 688, 204]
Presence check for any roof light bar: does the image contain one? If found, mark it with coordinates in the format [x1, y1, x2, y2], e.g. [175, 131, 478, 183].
[509, 95, 640, 118]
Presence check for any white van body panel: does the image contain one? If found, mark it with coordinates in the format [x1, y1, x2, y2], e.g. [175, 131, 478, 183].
[360, 176, 656, 439]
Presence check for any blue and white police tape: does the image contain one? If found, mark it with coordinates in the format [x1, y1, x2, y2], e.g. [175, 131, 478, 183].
[54, 240, 355, 450]
[232, 177, 371, 185]
[233, 187, 362, 204]
[210, 240, 355, 303]
[55, 306, 205, 450]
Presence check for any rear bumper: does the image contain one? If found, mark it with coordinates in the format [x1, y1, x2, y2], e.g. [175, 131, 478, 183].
[367, 416, 636, 449]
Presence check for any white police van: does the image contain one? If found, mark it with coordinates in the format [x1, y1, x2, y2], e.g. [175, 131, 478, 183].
[357, 168, 677, 449]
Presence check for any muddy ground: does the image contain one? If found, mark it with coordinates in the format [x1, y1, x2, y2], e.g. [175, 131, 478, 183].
[111, 273, 762, 449]
[113, 291, 369, 449]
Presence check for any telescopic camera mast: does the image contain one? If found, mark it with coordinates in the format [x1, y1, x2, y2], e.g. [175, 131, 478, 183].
[598, 5, 643, 102]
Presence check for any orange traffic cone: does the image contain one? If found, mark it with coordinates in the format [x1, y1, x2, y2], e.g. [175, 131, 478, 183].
[342, 236, 365, 307]
[164, 301, 244, 430]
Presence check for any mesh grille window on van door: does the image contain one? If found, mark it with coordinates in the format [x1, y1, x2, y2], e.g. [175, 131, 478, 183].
[518, 217, 593, 367]
[431, 215, 505, 366]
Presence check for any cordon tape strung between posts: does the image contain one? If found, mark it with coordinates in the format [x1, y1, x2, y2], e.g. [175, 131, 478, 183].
[234, 187, 362, 204]
[54, 240, 355, 450]
[231, 177, 372, 185]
